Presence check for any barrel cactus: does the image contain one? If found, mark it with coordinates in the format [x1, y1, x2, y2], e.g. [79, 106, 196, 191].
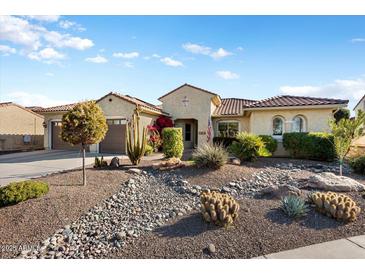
[200, 190, 240, 227]
[310, 191, 361, 222]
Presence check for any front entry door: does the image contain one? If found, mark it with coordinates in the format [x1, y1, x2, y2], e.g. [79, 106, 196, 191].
[175, 120, 195, 149]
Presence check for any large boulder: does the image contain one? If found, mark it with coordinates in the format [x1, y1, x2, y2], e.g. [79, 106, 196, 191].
[306, 172, 365, 192]
[260, 184, 302, 199]
[109, 157, 120, 168]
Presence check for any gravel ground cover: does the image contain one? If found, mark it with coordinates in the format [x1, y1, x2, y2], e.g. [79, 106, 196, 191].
[0, 169, 130, 258]
[2, 157, 365, 259]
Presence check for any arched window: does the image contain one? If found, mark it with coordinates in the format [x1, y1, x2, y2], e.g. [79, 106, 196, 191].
[273, 117, 284, 135]
[292, 115, 306, 133]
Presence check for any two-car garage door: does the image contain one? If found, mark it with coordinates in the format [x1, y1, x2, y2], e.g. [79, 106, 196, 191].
[51, 122, 82, 150]
[99, 119, 126, 154]
[51, 119, 126, 153]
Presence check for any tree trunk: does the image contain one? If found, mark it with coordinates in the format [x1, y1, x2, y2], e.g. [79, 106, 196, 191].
[82, 145, 86, 186]
[339, 158, 343, 176]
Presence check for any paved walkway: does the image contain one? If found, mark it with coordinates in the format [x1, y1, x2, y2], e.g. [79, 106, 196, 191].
[256, 235, 365, 259]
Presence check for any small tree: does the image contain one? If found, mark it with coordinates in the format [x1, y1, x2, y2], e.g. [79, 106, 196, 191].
[329, 110, 365, 176]
[61, 101, 108, 185]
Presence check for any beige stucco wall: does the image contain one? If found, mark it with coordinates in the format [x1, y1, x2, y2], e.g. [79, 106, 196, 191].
[0, 105, 44, 151]
[42, 94, 158, 152]
[159, 85, 217, 146]
[249, 107, 334, 135]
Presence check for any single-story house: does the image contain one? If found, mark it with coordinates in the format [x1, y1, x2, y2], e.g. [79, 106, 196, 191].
[33, 92, 167, 154]
[33, 83, 349, 155]
[352, 94, 365, 149]
[0, 102, 44, 153]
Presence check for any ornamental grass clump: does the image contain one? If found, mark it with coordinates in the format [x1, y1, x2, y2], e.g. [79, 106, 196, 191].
[193, 144, 228, 169]
[280, 195, 309, 219]
[228, 132, 268, 161]
[0, 180, 49, 207]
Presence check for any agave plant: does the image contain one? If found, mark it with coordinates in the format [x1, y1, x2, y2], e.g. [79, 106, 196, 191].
[126, 108, 147, 165]
[280, 195, 309, 219]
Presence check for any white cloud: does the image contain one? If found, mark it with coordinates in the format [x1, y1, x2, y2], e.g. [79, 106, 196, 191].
[279, 76, 365, 110]
[0, 15, 93, 52]
[43, 31, 93, 50]
[216, 70, 240, 80]
[182, 42, 233, 59]
[85, 55, 108, 63]
[351, 38, 365, 43]
[26, 15, 60, 22]
[45, 72, 54, 77]
[211, 48, 233, 59]
[160, 57, 183, 67]
[59, 20, 86, 32]
[0, 44, 16, 55]
[237, 46, 244, 51]
[4, 91, 69, 107]
[113, 51, 139, 59]
[182, 43, 211, 55]
[27, 47, 65, 63]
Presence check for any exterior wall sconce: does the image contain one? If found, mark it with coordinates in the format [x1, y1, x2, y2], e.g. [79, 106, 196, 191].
[42, 121, 47, 128]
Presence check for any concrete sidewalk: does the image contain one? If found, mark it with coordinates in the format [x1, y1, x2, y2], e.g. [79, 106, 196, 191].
[256, 235, 365, 259]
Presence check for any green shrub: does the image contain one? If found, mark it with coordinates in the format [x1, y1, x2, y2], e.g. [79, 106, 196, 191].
[228, 132, 266, 161]
[349, 156, 365, 174]
[213, 137, 238, 148]
[283, 132, 335, 161]
[162, 127, 184, 159]
[280, 196, 309, 219]
[0, 181, 49, 207]
[144, 144, 154, 156]
[259, 135, 278, 154]
[192, 144, 228, 169]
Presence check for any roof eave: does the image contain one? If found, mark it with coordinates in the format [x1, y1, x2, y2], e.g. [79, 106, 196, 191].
[246, 103, 348, 111]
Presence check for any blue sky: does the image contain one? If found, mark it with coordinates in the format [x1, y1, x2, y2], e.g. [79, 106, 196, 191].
[1, 15, 365, 111]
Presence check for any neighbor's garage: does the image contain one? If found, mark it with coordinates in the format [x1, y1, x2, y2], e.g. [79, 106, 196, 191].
[99, 119, 126, 154]
[51, 121, 82, 150]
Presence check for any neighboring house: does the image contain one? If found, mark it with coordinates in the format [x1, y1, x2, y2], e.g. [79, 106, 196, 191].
[353, 94, 365, 114]
[33, 83, 348, 155]
[0, 102, 44, 153]
[352, 93, 365, 149]
[33, 92, 167, 153]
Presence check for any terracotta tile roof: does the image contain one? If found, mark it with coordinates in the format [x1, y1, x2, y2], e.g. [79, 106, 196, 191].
[213, 98, 257, 116]
[98, 92, 167, 115]
[0, 102, 13, 107]
[0, 102, 44, 118]
[34, 92, 167, 115]
[30, 103, 79, 113]
[247, 95, 348, 109]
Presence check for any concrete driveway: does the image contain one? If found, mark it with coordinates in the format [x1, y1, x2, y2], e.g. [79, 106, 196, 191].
[0, 150, 127, 186]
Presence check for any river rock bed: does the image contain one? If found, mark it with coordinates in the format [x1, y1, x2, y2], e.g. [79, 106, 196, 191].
[19, 171, 200, 259]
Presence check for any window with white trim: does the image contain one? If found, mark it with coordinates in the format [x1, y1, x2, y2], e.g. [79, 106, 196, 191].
[292, 115, 306, 133]
[217, 121, 239, 137]
[272, 117, 284, 135]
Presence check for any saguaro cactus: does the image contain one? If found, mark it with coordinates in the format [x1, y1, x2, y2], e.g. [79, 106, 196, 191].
[126, 108, 147, 165]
